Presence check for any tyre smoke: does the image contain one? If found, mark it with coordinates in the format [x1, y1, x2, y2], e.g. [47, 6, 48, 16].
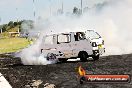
[19, 0, 132, 65]
[19, 36, 57, 65]
[38, 0, 132, 55]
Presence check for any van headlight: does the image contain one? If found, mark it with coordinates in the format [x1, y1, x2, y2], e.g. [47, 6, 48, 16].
[92, 42, 97, 47]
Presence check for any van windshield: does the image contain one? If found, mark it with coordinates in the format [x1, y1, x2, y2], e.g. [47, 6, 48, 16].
[86, 30, 101, 39]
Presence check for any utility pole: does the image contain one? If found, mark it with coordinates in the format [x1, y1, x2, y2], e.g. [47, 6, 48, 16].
[33, 0, 36, 21]
[0, 18, 2, 34]
[49, 0, 52, 17]
[81, 0, 83, 14]
[16, 8, 18, 22]
[61, 0, 63, 14]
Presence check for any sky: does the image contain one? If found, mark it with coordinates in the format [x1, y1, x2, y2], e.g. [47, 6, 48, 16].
[0, 0, 107, 24]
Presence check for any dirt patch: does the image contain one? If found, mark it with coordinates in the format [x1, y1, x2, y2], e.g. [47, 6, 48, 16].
[0, 53, 132, 88]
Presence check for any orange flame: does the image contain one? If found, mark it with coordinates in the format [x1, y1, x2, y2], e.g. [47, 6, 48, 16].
[78, 66, 86, 76]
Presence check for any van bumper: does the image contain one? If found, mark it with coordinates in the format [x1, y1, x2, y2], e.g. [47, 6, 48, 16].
[93, 48, 105, 56]
[99, 48, 105, 55]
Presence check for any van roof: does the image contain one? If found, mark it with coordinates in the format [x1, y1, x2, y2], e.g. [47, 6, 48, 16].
[43, 30, 95, 36]
[44, 31, 85, 36]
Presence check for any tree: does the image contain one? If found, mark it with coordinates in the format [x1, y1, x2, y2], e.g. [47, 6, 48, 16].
[73, 7, 79, 14]
[0, 25, 3, 29]
[8, 21, 14, 28]
[2, 24, 8, 32]
[14, 22, 18, 26]
[73, 7, 82, 16]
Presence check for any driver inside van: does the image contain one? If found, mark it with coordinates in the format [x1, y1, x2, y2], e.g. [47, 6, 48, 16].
[74, 32, 84, 41]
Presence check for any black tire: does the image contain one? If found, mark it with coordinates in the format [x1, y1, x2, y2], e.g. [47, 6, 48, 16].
[47, 53, 56, 61]
[79, 52, 88, 62]
[58, 58, 68, 62]
[92, 55, 99, 61]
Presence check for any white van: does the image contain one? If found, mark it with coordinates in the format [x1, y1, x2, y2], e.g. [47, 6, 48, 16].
[41, 30, 105, 62]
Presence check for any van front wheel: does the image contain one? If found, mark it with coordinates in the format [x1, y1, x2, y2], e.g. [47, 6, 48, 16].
[92, 55, 99, 61]
[79, 52, 88, 62]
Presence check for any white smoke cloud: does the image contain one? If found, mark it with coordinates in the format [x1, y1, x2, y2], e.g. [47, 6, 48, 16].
[0, 0, 25, 6]
[19, 36, 58, 65]
[19, 0, 132, 65]
[40, 0, 132, 55]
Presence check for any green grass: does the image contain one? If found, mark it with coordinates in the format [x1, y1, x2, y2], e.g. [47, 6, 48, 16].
[0, 38, 30, 54]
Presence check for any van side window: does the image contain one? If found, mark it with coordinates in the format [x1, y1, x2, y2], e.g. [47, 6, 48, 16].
[74, 34, 78, 41]
[57, 34, 71, 44]
[44, 35, 53, 44]
[74, 32, 85, 41]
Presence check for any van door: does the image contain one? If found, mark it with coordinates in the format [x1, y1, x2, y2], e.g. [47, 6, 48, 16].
[72, 32, 93, 56]
[57, 34, 74, 58]
[72, 32, 86, 57]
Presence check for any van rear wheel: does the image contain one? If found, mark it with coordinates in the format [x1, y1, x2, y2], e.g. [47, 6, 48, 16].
[79, 52, 88, 62]
[92, 55, 99, 61]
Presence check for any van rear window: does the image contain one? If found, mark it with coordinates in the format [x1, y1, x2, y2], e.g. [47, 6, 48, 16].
[57, 34, 71, 43]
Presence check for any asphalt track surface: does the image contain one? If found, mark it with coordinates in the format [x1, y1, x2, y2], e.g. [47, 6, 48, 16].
[0, 53, 132, 88]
